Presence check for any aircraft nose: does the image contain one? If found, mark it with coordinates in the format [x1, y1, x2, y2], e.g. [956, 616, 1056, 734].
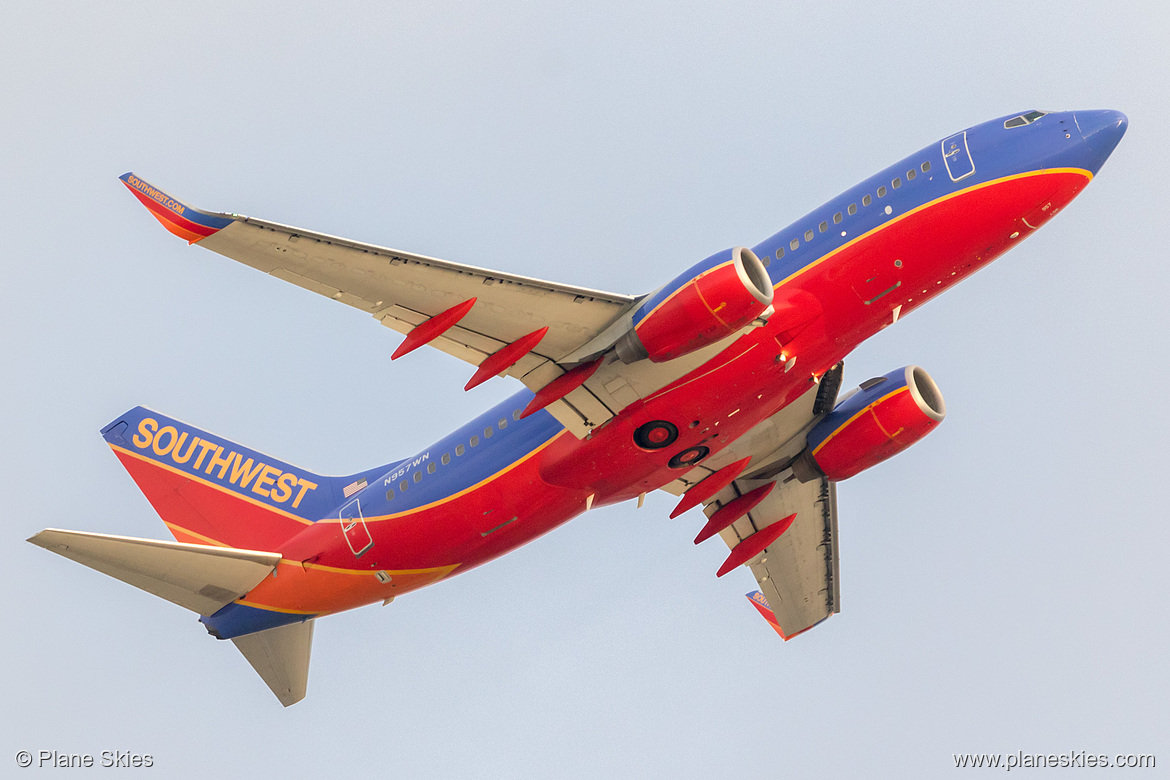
[1074, 110, 1128, 173]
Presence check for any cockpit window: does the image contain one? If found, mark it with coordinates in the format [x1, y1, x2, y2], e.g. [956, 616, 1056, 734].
[1004, 110, 1049, 129]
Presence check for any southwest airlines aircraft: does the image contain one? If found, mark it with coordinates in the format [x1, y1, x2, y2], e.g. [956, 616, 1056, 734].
[30, 110, 1126, 705]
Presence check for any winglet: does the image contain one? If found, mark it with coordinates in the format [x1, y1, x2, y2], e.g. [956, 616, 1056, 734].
[745, 590, 827, 641]
[746, 590, 786, 638]
[119, 172, 235, 244]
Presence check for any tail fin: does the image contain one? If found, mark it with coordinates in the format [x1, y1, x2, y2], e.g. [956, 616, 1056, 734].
[29, 529, 314, 706]
[102, 406, 368, 550]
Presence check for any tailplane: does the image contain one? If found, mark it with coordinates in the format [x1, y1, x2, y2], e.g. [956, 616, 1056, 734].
[27, 529, 279, 615]
[232, 620, 315, 707]
[28, 529, 314, 706]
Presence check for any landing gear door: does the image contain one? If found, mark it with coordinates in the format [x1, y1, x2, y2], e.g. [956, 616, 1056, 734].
[941, 131, 975, 181]
[340, 498, 374, 558]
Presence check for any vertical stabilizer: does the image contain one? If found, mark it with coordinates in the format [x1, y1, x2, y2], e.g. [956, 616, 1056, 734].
[231, 620, 315, 707]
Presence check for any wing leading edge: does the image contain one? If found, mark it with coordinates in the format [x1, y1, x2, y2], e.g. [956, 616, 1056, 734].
[119, 173, 640, 434]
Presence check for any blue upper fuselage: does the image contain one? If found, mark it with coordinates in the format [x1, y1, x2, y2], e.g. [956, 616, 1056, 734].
[754, 109, 1126, 287]
[202, 109, 1127, 640]
[344, 109, 1127, 521]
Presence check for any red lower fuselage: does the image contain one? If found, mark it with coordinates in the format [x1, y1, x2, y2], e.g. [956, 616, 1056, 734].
[205, 166, 1090, 620]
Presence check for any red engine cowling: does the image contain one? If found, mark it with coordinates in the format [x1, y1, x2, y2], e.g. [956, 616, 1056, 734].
[793, 366, 946, 482]
[614, 246, 774, 363]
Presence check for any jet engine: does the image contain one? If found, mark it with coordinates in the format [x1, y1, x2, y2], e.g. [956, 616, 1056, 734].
[792, 365, 946, 482]
[613, 246, 774, 363]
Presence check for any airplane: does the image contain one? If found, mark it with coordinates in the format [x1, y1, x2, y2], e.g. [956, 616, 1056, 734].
[29, 109, 1127, 706]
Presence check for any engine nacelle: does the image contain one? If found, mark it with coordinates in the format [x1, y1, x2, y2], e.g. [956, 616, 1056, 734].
[614, 246, 773, 363]
[792, 366, 946, 482]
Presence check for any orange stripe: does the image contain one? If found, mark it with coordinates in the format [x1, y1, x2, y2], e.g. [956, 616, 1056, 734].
[162, 522, 230, 547]
[692, 277, 736, 331]
[773, 168, 1093, 292]
[109, 443, 315, 525]
[811, 386, 910, 457]
[634, 259, 736, 336]
[328, 429, 571, 525]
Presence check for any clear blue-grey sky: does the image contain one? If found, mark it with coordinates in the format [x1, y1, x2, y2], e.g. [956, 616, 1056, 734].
[4, 1, 1167, 777]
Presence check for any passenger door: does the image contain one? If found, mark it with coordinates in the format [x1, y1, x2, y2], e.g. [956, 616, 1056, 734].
[340, 498, 374, 558]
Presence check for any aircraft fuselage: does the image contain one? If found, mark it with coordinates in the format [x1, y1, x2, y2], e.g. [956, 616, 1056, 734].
[140, 111, 1125, 639]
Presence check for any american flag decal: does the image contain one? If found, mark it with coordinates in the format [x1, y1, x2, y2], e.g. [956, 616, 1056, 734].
[343, 478, 368, 498]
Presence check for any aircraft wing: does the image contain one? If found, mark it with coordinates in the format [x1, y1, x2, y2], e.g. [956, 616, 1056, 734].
[663, 363, 845, 638]
[120, 173, 641, 433]
[711, 475, 840, 638]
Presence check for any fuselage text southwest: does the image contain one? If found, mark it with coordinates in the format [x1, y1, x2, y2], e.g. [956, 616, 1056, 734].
[130, 417, 317, 508]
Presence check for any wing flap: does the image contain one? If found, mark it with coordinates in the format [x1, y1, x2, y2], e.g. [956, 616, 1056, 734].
[711, 476, 839, 638]
[121, 174, 651, 434]
[28, 529, 280, 616]
[197, 216, 634, 364]
[680, 365, 845, 638]
[749, 479, 838, 637]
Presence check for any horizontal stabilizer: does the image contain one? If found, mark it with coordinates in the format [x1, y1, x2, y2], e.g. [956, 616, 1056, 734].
[28, 529, 280, 616]
[232, 619, 315, 707]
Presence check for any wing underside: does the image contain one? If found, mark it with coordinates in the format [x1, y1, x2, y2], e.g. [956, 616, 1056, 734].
[671, 365, 844, 638]
[713, 476, 840, 638]
[124, 173, 765, 436]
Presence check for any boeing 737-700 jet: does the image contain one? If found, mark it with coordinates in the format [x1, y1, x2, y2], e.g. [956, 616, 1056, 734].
[30, 109, 1127, 705]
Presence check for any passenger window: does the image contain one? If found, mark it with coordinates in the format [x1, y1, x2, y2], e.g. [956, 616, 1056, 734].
[804, 229, 814, 242]
[907, 168, 916, 181]
[921, 161, 931, 172]
[775, 247, 784, 259]
[400, 480, 408, 493]
[761, 256, 770, 267]
[413, 470, 422, 483]
[512, 410, 522, 420]
[441, 453, 451, 465]
[847, 203, 857, 215]
[427, 462, 436, 474]
[833, 212, 843, 224]
[484, 426, 493, 439]
[385, 490, 394, 501]
[456, 444, 465, 456]
[498, 419, 507, 430]
[877, 185, 887, 197]
[892, 177, 901, 189]
[818, 221, 828, 233]
[470, 435, 479, 447]
[790, 238, 799, 250]
[862, 194, 872, 206]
